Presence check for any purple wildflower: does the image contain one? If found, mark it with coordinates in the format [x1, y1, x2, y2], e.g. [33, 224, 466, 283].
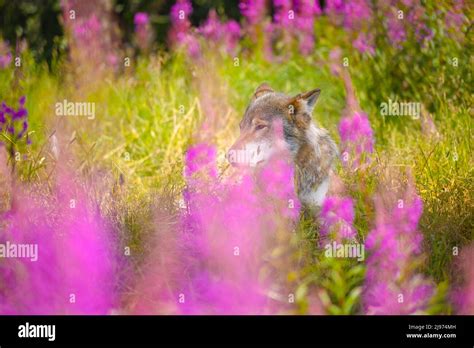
[134, 12, 149, 26]
[0, 96, 29, 142]
[0, 40, 12, 69]
[343, 0, 372, 31]
[320, 196, 356, 242]
[169, 0, 200, 57]
[406, 1, 434, 45]
[0, 169, 119, 314]
[452, 245, 474, 314]
[274, 0, 294, 27]
[353, 32, 375, 55]
[364, 183, 434, 314]
[184, 143, 218, 180]
[225, 20, 242, 54]
[294, 0, 319, 55]
[338, 111, 374, 169]
[239, 0, 266, 25]
[445, 1, 465, 30]
[197, 10, 241, 55]
[386, 11, 407, 48]
[131, 142, 301, 314]
[134, 12, 153, 51]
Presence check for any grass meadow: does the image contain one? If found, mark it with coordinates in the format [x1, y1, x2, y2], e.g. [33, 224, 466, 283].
[0, 0, 472, 315]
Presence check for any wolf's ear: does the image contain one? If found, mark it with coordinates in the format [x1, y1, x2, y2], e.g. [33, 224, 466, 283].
[298, 88, 321, 113]
[252, 83, 274, 101]
[289, 88, 321, 115]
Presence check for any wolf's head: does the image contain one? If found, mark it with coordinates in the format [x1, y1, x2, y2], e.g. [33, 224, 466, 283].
[227, 83, 322, 167]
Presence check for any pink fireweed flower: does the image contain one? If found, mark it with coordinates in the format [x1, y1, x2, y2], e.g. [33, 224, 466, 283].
[294, 0, 320, 55]
[184, 143, 218, 180]
[177, 142, 300, 314]
[452, 244, 474, 314]
[169, 0, 199, 57]
[134, 12, 153, 51]
[0, 96, 29, 143]
[343, 0, 372, 30]
[326, 0, 375, 54]
[197, 10, 241, 55]
[353, 32, 375, 55]
[273, 0, 294, 27]
[386, 12, 407, 48]
[338, 111, 374, 169]
[0, 169, 119, 314]
[445, 1, 466, 30]
[225, 20, 242, 54]
[239, 0, 267, 44]
[320, 196, 356, 242]
[325, 0, 346, 17]
[363, 184, 434, 314]
[73, 14, 102, 41]
[239, 0, 267, 25]
[0, 40, 12, 69]
[406, 1, 434, 45]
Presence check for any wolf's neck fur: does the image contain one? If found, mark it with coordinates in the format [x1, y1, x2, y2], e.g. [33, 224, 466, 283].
[294, 123, 338, 209]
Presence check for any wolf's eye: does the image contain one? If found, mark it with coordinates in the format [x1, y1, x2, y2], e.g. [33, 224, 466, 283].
[255, 124, 267, 131]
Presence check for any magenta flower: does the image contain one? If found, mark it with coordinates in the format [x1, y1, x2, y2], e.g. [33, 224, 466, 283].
[128, 142, 301, 314]
[353, 32, 375, 55]
[73, 14, 102, 41]
[0, 40, 12, 69]
[294, 0, 320, 55]
[197, 10, 241, 55]
[225, 20, 242, 54]
[169, 0, 201, 57]
[445, 1, 465, 30]
[320, 196, 356, 242]
[169, 0, 193, 44]
[406, 1, 434, 45]
[363, 185, 434, 314]
[239, 0, 266, 25]
[386, 12, 407, 48]
[326, 0, 375, 54]
[452, 245, 474, 314]
[0, 96, 29, 143]
[0, 169, 119, 314]
[343, 0, 372, 31]
[338, 111, 374, 169]
[184, 143, 218, 180]
[134, 12, 153, 51]
[134, 12, 149, 26]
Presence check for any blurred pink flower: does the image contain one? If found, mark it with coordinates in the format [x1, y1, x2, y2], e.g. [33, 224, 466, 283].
[239, 0, 267, 25]
[294, 0, 319, 55]
[452, 244, 474, 314]
[169, 0, 200, 57]
[338, 111, 374, 169]
[134, 12, 153, 51]
[0, 169, 119, 314]
[0, 40, 12, 69]
[353, 32, 375, 55]
[386, 12, 407, 48]
[320, 196, 356, 242]
[364, 184, 433, 314]
[198, 10, 241, 55]
[173, 142, 301, 313]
